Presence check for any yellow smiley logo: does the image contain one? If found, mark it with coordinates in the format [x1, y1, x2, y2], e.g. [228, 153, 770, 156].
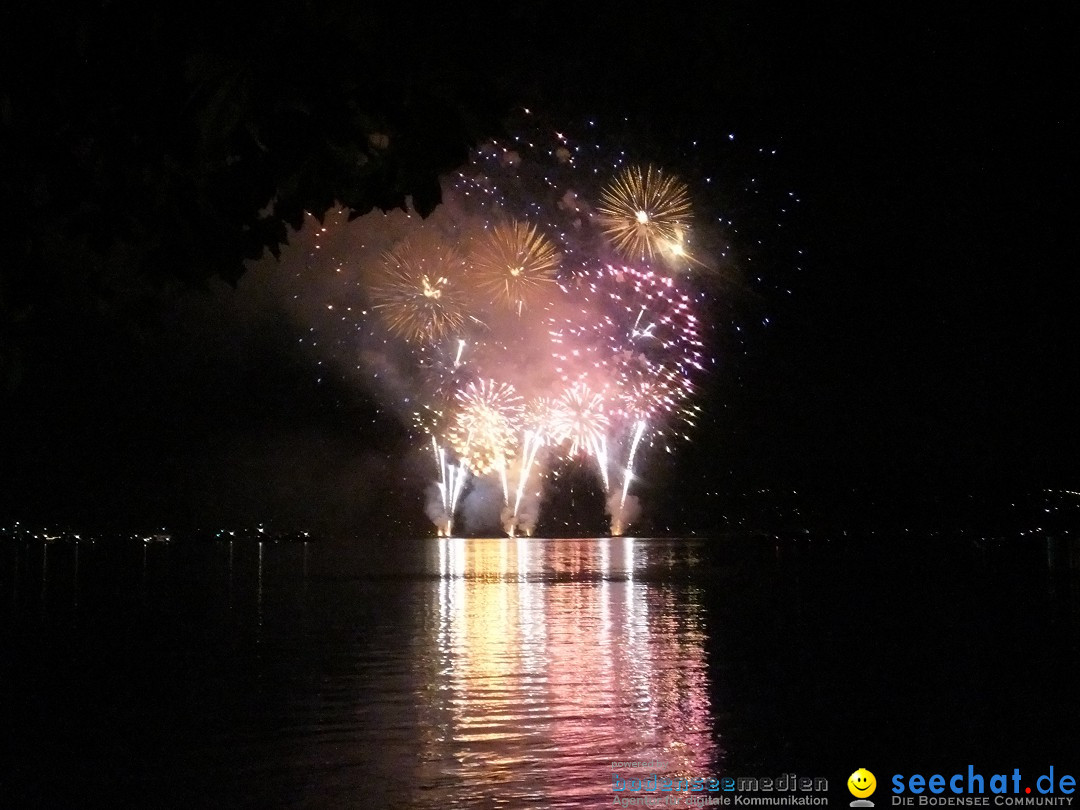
[848, 768, 877, 798]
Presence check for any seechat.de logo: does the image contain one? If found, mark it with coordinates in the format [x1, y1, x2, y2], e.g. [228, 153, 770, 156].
[890, 766, 1076, 805]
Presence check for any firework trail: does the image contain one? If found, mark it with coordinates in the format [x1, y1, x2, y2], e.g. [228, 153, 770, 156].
[506, 396, 555, 537]
[611, 419, 647, 536]
[429, 437, 459, 537]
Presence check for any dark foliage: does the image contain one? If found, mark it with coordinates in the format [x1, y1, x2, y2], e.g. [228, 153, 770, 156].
[0, 2, 517, 385]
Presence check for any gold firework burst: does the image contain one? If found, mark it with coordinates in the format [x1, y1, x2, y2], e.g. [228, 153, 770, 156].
[468, 220, 560, 315]
[596, 165, 692, 260]
[371, 235, 471, 344]
[449, 380, 524, 475]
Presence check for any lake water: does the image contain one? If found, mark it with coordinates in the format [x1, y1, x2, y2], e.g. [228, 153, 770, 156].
[2, 534, 1079, 807]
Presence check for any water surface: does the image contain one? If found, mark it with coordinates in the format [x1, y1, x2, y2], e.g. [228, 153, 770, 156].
[2, 534, 1078, 807]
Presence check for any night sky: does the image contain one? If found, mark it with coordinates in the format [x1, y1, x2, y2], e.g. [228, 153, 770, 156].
[0, 4, 1074, 533]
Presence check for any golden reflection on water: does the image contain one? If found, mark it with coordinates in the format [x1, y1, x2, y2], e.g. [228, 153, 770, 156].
[421, 537, 717, 805]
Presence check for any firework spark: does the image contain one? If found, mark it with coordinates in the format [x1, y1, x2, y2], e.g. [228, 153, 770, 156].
[469, 220, 561, 315]
[597, 165, 693, 261]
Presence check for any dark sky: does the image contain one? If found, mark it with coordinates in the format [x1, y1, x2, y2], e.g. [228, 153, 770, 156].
[656, 6, 1078, 506]
[0, 4, 1074, 532]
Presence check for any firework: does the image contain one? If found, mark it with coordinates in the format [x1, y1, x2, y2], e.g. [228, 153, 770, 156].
[596, 165, 692, 261]
[290, 117, 740, 536]
[551, 264, 702, 438]
[469, 220, 561, 315]
[521, 395, 556, 438]
[415, 339, 477, 406]
[550, 383, 610, 491]
[449, 379, 524, 476]
[611, 419, 648, 536]
[616, 377, 677, 425]
[507, 396, 557, 536]
[370, 234, 473, 344]
[430, 438, 462, 537]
